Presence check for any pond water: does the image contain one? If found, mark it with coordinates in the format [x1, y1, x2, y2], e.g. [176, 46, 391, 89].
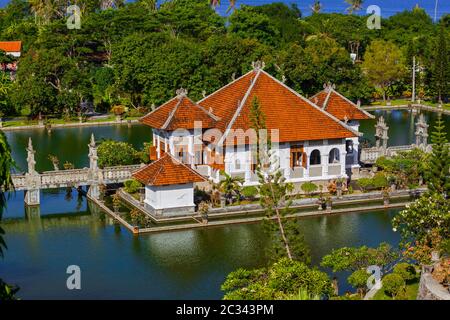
[2, 189, 400, 299]
[1, 109, 448, 299]
[4, 110, 449, 173]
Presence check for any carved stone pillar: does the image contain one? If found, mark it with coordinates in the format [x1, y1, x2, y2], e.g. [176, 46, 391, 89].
[415, 114, 429, 150]
[24, 138, 41, 206]
[87, 134, 100, 199]
[374, 116, 389, 155]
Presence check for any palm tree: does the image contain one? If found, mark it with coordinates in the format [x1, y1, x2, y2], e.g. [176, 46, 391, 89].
[0, 131, 14, 256]
[209, 0, 220, 10]
[345, 0, 363, 14]
[219, 171, 244, 205]
[226, 0, 237, 13]
[139, 0, 158, 13]
[0, 131, 18, 299]
[310, 0, 322, 14]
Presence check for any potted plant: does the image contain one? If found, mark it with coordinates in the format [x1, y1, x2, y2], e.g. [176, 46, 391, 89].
[198, 201, 209, 224]
[326, 196, 332, 212]
[382, 187, 390, 206]
[112, 192, 121, 213]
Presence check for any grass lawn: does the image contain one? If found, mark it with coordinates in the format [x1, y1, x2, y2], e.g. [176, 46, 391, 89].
[1, 114, 142, 128]
[372, 279, 420, 300]
[369, 99, 450, 110]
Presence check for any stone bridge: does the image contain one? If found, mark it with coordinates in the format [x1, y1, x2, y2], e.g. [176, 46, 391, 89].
[11, 135, 143, 206]
[360, 114, 439, 164]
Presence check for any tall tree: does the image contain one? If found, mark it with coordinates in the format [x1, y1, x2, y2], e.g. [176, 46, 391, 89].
[427, 116, 450, 195]
[0, 131, 18, 299]
[310, 1, 322, 14]
[362, 40, 406, 102]
[251, 96, 310, 263]
[432, 24, 449, 103]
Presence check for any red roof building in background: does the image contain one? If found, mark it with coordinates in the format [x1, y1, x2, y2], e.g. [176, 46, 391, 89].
[0, 41, 22, 57]
[309, 84, 374, 122]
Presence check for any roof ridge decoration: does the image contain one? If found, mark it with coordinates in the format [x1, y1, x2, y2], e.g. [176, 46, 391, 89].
[252, 60, 266, 71]
[176, 87, 188, 99]
[258, 70, 362, 137]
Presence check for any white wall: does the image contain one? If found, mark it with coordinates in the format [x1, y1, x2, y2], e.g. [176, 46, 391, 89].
[145, 183, 195, 210]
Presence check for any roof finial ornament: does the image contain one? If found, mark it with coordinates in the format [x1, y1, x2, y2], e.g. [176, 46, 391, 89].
[151, 103, 156, 111]
[281, 75, 287, 84]
[202, 90, 207, 98]
[252, 60, 265, 71]
[176, 88, 188, 99]
[231, 72, 236, 81]
[323, 82, 334, 92]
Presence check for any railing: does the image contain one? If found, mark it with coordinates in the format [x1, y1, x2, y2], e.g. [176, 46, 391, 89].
[11, 164, 142, 191]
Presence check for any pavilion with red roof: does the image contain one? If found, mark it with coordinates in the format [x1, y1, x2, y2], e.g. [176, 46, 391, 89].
[133, 153, 206, 215]
[139, 61, 372, 192]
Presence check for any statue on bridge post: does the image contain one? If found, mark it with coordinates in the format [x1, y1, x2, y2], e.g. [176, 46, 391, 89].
[415, 114, 428, 150]
[375, 116, 389, 155]
[24, 138, 41, 206]
[87, 134, 101, 200]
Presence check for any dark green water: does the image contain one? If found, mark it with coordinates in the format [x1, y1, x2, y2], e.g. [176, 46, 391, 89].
[1, 109, 447, 299]
[2, 189, 399, 299]
[359, 109, 450, 146]
[4, 124, 153, 172]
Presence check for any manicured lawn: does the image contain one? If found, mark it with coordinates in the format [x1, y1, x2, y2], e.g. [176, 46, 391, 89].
[369, 99, 450, 110]
[372, 279, 420, 300]
[1, 114, 142, 128]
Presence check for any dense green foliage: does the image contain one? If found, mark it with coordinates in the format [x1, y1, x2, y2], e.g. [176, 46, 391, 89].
[382, 273, 405, 298]
[321, 243, 397, 273]
[124, 179, 143, 194]
[221, 258, 333, 300]
[375, 148, 429, 189]
[0, 1, 448, 117]
[97, 140, 145, 168]
[427, 116, 450, 194]
[0, 131, 18, 299]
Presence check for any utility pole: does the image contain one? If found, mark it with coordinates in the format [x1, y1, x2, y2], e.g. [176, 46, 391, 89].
[411, 56, 416, 103]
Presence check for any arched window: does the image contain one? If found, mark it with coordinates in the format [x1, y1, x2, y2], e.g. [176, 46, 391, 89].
[328, 148, 340, 164]
[310, 149, 321, 165]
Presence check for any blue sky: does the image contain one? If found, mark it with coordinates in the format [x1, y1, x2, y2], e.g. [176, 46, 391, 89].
[0, 0, 448, 20]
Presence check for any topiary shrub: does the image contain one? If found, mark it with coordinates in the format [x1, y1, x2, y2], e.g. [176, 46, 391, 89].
[301, 181, 318, 196]
[241, 186, 258, 199]
[372, 173, 388, 189]
[347, 269, 370, 298]
[124, 179, 143, 194]
[393, 263, 417, 282]
[382, 273, 405, 298]
[357, 178, 373, 192]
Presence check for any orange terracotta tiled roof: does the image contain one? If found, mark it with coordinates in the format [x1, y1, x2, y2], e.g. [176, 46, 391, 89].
[0, 41, 21, 52]
[132, 153, 206, 186]
[310, 88, 374, 121]
[141, 93, 218, 130]
[198, 69, 359, 144]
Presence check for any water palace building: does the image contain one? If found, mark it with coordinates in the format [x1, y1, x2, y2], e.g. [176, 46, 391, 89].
[133, 62, 373, 214]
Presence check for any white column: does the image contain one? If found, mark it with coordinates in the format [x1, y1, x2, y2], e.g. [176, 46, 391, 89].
[340, 151, 347, 176]
[304, 154, 310, 179]
[322, 153, 329, 177]
[156, 134, 161, 158]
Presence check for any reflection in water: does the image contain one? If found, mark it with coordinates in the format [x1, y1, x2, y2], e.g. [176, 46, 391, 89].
[1, 188, 401, 299]
[359, 110, 450, 146]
